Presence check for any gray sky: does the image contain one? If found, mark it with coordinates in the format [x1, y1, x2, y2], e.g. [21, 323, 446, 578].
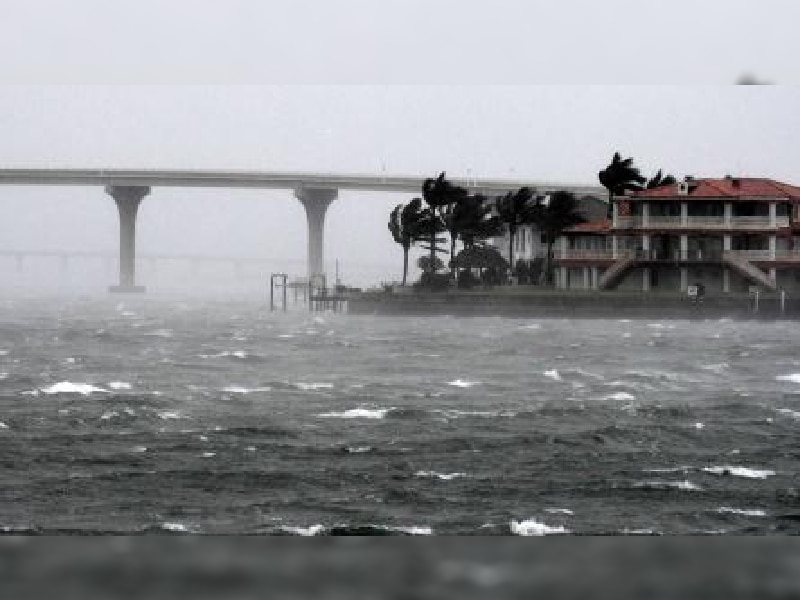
[0, 0, 797, 83]
[0, 2, 797, 290]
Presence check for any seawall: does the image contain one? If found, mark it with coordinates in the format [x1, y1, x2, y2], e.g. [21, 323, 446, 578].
[347, 290, 798, 319]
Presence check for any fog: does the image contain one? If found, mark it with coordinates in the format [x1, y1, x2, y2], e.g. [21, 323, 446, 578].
[0, 0, 798, 295]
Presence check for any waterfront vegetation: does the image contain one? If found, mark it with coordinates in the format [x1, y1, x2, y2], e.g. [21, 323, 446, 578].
[388, 172, 585, 290]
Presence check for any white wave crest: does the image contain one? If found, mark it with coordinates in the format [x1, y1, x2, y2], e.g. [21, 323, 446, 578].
[717, 507, 767, 517]
[415, 471, 467, 481]
[222, 385, 272, 394]
[346, 446, 372, 454]
[702, 466, 775, 479]
[156, 410, 184, 420]
[543, 370, 562, 381]
[545, 508, 574, 515]
[438, 409, 516, 419]
[777, 408, 800, 419]
[281, 524, 326, 536]
[384, 525, 432, 535]
[447, 379, 480, 388]
[41, 382, 108, 395]
[200, 350, 249, 359]
[634, 480, 702, 491]
[603, 392, 635, 401]
[161, 522, 195, 533]
[296, 382, 334, 391]
[108, 381, 132, 390]
[0, 421, 8, 430]
[318, 408, 391, 419]
[510, 518, 569, 536]
[776, 373, 800, 384]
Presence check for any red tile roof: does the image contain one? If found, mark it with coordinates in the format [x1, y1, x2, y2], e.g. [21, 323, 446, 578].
[633, 178, 800, 200]
[565, 219, 611, 234]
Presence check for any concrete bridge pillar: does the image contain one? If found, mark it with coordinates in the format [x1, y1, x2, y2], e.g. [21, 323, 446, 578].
[107, 185, 149, 293]
[295, 187, 338, 281]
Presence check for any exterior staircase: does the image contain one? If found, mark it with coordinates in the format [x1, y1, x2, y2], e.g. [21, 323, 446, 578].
[722, 252, 777, 290]
[598, 257, 637, 290]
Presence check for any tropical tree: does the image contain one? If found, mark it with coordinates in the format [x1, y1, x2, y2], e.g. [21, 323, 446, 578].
[496, 187, 537, 275]
[646, 169, 677, 189]
[598, 152, 647, 206]
[421, 173, 469, 272]
[458, 194, 504, 250]
[388, 197, 426, 286]
[532, 191, 586, 285]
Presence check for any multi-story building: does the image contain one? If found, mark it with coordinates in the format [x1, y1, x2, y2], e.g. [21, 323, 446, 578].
[490, 194, 607, 268]
[554, 176, 800, 294]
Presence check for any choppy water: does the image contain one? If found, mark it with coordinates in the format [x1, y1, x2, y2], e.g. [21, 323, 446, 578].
[2, 296, 800, 535]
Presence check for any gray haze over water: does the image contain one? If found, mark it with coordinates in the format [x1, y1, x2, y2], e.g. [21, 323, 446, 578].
[0, 86, 798, 292]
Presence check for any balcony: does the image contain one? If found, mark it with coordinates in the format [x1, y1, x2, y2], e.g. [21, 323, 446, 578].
[614, 216, 789, 230]
[724, 249, 800, 262]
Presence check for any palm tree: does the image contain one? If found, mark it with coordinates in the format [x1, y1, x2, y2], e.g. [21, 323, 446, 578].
[421, 173, 468, 272]
[388, 198, 426, 286]
[646, 169, 677, 189]
[458, 194, 504, 250]
[532, 191, 586, 285]
[598, 152, 647, 207]
[496, 187, 537, 276]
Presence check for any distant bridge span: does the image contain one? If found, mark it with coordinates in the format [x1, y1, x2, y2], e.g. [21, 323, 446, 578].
[0, 168, 604, 292]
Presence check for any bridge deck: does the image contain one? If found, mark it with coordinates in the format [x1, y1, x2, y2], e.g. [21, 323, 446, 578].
[0, 168, 604, 196]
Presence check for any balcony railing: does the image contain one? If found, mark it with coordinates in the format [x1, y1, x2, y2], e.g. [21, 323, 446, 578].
[725, 248, 800, 261]
[615, 216, 789, 230]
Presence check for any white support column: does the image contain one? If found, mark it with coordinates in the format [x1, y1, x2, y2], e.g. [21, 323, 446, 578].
[295, 187, 338, 281]
[680, 235, 688, 260]
[642, 234, 651, 258]
[680, 267, 688, 292]
[641, 202, 650, 229]
[559, 236, 568, 259]
[583, 267, 590, 289]
[612, 202, 619, 228]
[642, 268, 650, 292]
[723, 235, 732, 251]
[612, 235, 619, 259]
[107, 185, 149, 293]
[681, 202, 688, 227]
[559, 266, 568, 289]
[723, 268, 730, 293]
[724, 202, 732, 228]
[769, 202, 777, 228]
[592, 266, 599, 290]
[769, 235, 777, 260]
[770, 267, 777, 284]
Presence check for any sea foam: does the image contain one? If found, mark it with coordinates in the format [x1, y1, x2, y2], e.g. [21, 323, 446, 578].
[510, 518, 569, 536]
[776, 373, 800, 384]
[415, 471, 467, 481]
[717, 507, 767, 517]
[318, 408, 391, 419]
[702, 466, 775, 479]
[447, 379, 480, 388]
[41, 382, 108, 395]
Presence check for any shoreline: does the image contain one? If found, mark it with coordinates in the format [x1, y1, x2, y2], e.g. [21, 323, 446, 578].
[347, 289, 798, 319]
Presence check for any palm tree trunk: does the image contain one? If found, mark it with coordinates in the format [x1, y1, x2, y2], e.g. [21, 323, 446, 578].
[429, 212, 436, 272]
[402, 246, 409, 286]
[450, 234, 456, 279]
[508, 225, 514, 284]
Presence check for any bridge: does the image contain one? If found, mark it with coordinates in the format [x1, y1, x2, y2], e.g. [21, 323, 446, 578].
[0, 168, 604, 292]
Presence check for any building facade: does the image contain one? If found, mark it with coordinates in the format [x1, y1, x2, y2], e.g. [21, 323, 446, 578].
[554, 177, 800, 294]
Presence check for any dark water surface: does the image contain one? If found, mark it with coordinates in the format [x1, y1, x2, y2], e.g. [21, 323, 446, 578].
[1, 297, 799, 535]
